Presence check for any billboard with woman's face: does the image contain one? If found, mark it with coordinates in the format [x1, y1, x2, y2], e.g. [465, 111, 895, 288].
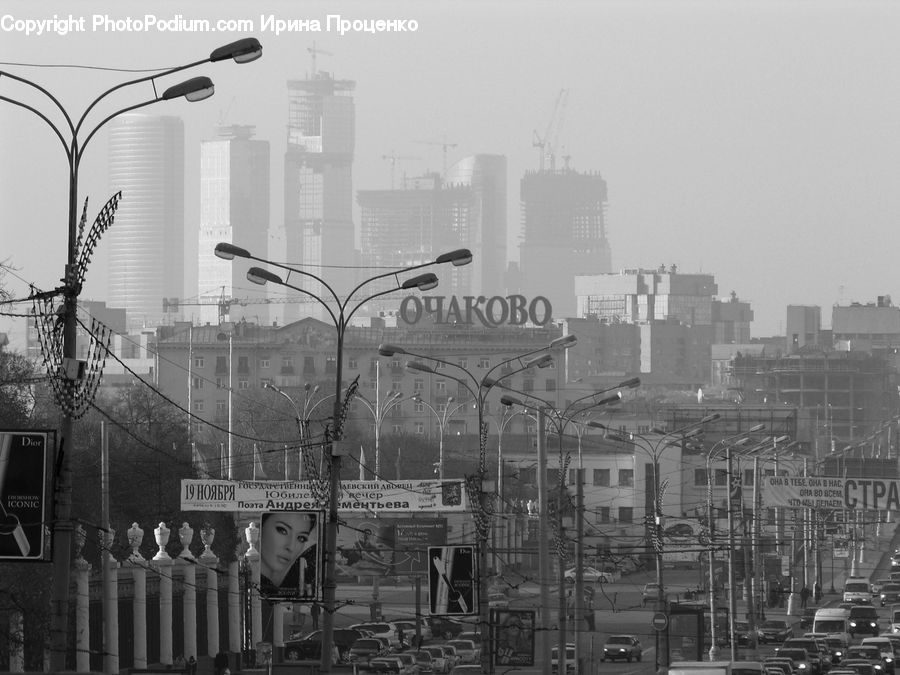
[258, 510, 324, 601]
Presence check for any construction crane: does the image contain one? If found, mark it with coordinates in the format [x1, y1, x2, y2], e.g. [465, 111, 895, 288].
[307, 41, 333, 77]
[381, 151, 421, 189]
[532, 88, 569, 172]
[413, 137, 458, 179]
[165, 290, 317, 324]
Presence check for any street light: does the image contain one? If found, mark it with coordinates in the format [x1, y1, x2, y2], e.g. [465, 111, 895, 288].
[378, 335, 578, 675]
[597, 413, 720, 672]
[355, 387, 406, 478]
[501, 378, 639, 675]
[0, 37, 262, 669]
[232, 244, 471, 673]
[264, 382, 335, 480]
[412, 394, 470, 481]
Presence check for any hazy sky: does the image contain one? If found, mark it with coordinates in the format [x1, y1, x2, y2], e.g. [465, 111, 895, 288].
[2, 0, 899, 344]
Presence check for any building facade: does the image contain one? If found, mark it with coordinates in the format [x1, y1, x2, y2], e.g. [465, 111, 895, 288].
[107, 114, 185, 329]
[197, 126, 271, 326]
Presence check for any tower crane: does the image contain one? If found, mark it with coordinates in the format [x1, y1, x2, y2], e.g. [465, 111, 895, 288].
[307, 42, 333, 76]
[532, 88, 569, 172]
[165, 290, 317, 324]
[413, 137, 458, 179]
[381, 151, 421, 189]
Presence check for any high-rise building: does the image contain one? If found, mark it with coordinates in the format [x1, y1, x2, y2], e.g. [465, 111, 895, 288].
[357, 155, 507, 302]
[107, 114, 184, 329]
[283, 71, 356, 323]
[197, 125, 270, 325]
[519, 168, 611, 318]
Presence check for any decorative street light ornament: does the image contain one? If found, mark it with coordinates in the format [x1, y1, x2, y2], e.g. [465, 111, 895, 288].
[398, 294, 553, 327]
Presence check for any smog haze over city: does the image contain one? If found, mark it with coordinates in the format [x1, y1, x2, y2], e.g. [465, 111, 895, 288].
[2, 0, 899, 343]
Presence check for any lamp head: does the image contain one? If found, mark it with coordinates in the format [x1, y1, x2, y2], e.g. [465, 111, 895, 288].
[162, 76, 215, 102]
[407, 361, 436, 374]
[587, 421, 609, 430]
[748, 423, 766, 433]
[595, 392, 622, 407]
[525, 354, 553, 369]
[549, 334, 577, 349]
[214, 242, 251, 260]
[209, 37, 263, 64]
[700, 413, 722, 425]
[500, 395, 523, 407]
[247, 266, 282, 286]
[435, 248, 473, 266]
[378, 344, 406, 357]
[402, 272, 439, 291]
[619, 376, 641, 389]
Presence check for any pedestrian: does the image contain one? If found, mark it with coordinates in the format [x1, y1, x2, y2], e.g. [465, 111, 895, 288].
[310, 601, 320, 629]
[187, 657, 197, 675]
[814, 581, 822, 604]
[397, 625, 406, 649]
[800, 585, 811, 609]
[213, 652, 228, 675]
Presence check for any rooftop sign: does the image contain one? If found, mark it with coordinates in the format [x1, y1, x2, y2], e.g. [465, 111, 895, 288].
[399, 295, 553, 327]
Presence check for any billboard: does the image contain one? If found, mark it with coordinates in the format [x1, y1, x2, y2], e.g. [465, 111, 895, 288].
[335, 518, 447, 577]
[760, 474, 900, 511]
[428, 545, 477, 616]
[257, 510, 324, 602]
[492, 609, 535, 667]
[181, 479, 466, 512]
[0, 430, 53, 561]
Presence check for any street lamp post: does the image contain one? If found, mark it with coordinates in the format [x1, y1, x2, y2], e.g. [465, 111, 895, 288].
[0, 38, 262, 669]
[219, 242, 472, 672]
[264, 382, 335, 479]
[412, 394, 470, 481]
[598, 414, 720, 672]
[378, 335, 578, 675]
[501, 378, 640, 675]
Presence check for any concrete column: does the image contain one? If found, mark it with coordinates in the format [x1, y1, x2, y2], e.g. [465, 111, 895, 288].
[154, 522, 174, 666]
[200, 526, 220, 658]
[74, 539, 92, 673]
[228, 561, 241, 653]
[8, 610, 24, 673]
[103, 529, 120, 675]
[245, 522, 262, 651]
[273, 604, 286, 648]
[179, 523, 198, 663]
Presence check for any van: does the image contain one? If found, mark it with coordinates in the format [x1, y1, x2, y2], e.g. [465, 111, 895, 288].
[812, 607, 851, 644]
[890, 605, 900, 634]
[669, 661, 764, 675]
[844, 576, 873, 604]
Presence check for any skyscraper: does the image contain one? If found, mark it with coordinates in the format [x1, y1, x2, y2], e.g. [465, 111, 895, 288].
[107, 114, 184, 329]
[357, 155, 507, 304]
[519, 168, 612, 318]
[197, 125, 270, 325]
[283, 71, 356, 323]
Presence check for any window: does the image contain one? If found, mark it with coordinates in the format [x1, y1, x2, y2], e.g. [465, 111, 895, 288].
[457, 384, 468, 400]
[435, 361, 446, 370]
[216, 377, 225, 389]
[596, 507, 610, 524]
[259, 358, 270, 369]
[348, 358, 358, 370]
[191, 375, 203, 390]
[618, 507, 633, 524]
[216, 400, 227, 414]
[694, 469, 707, 486]
[415, 422, 425, 435]
[237, 356, 249, 374]
[216, 356, 228, 374]
[437, 403, 448, 414]
[478, 357, 490, 369]
[744, 468, 754, 486]
[568, 468, 579, 485]
[414, 400, 425, 413]
[714, 468, 727, 486]
[260, 378, 272, 387]
[325, 356, 336, 373]
[390, 358, 401, 370]
[593, 469, 610, 487]
[238, 379, 249, 390]
[390, 404, 402, 417]
[304, 356, 316, 374]
[518, 467, 536, 485]
[193, 400, 204, 412]
[436, 380, 446, 392]
[458, 358, 468, 369]
[391, 380, 402, 393]
[391, 424, 402, 434]
[193, 356, 205, 369]
[546, 379, 556, 392]
[281, 357, 294, 374]
[523, 379, 534, 392]
[618, 469, 634, 487]
[414, 378, 424, 392]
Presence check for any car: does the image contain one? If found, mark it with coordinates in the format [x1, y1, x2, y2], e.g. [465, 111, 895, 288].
[457, 631, 480, 644]
[438, 645, 460, 670]
[801, 608, 819, 631]
[850, 607, 882, 637]
[824, 636, 850, 665]
[779, 638, 824, 674]
[406, 651, 434, 675]
[882, 585, 900, 607]
[551, 643, 576, 675]
[564, 566, 614, 584]
[364, 657, 408, 675]
[349, 638, 388, 664]
[488, 592, 509, 610]
[284, 639, 341, 663]
[298, 628, 363, 661]
[760, 619, 794, 643]
[351, 622, 403, 649]
[446, 640, 477, 665]
[840, 658, 883, 675]
[394, 619, 433, 642]
[394, 653, 421, 675]
[774, 647, 815, 673]
[601, 634, 643, 662]
[425, 617, 467, 640]
[876, 580, 893, 595]
[642, 583, 667, 607]
[764, 657, 797, 675]
[419, 646, 448, 673]
[892, 553, 900, 569]
[448, 667, 481, 675]
[861, 639, 897, 674]
[736, 620, 765, 646]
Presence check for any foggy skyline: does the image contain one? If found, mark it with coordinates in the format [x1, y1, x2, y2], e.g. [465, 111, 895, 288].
[2, 0, 899, 344]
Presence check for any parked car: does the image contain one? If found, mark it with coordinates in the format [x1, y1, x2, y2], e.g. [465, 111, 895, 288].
[349, 638, 388, 664]
[763, 657, 796, 675]
[735, 620, 765, 646]
[760, 619, 794, 643]
[564, 566, 614, 584]
[448, 667, 481, 675]
[642, 583, 667, 607]
[551, 643, 576, 675]
[447, 640, 477, 664]
[364, 657, 409, 675]
[601, 634, 643, 662]
[405, 651, 434, 675]
[394, 653, 421, 675]
[351, 622, 403, 649]
[394, 620, 432, 644]
[298, 628, 363, 662]
[438, 645, 460, 671]
[419, 646, 448, 673]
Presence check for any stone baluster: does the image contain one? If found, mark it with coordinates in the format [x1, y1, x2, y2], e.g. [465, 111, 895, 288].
[178, 522, 197, 663]
[199, 525, 219, 658]
[103, 527, 119, 675]
[228, 560, 240, 654]
[245, 522, 262, 650]
[74, 524, 92, 673]
[153, 522, 173, 666]
[127, 523, 147, 670]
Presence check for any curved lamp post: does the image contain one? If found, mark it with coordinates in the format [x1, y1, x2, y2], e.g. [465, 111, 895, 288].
[223, 243, 472, 672]
[378, 334, 577, 675]
[412, 394, 470, 481]
[264, 381, 335, 480]
[355, 389, 406, 478]
[597, 413, 721, 671]
[0, 37, 262, 669]
[503, 379, 641, 675]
